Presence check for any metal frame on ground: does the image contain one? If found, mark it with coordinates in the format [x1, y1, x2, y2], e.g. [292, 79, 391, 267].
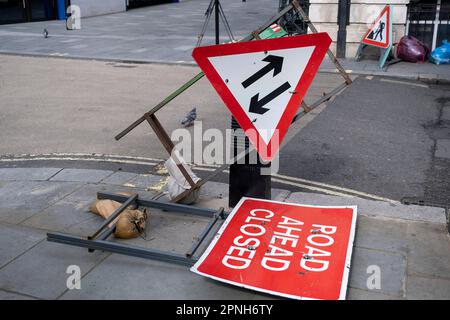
[47, 192, 227, 266]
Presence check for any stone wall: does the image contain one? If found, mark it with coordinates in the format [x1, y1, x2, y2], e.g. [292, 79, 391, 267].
[308, 0, 410, 57]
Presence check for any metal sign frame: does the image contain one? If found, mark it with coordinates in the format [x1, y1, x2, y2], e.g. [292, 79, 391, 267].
[114, 0, 353, 204]
[47, 192, 227, 266]
[191, 32, 332, 162]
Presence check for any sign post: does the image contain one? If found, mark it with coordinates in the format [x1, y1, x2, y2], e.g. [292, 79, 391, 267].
[191, 197, 357, 300]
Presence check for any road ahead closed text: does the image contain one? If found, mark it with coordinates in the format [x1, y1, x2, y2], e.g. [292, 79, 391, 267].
[191, 198, 357, 300]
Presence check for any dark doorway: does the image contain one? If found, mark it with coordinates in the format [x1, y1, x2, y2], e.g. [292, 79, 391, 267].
[0, 0, 26, 24]
[0, 0, 56, 25]
[127, 0, 173, 10]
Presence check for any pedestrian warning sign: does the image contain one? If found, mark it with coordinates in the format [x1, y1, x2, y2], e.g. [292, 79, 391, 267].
[362, 5, 391, 49]
[191, 197, 357, 300]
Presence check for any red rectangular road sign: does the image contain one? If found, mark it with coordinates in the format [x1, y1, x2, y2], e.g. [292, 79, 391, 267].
[191, 198, 357, 300]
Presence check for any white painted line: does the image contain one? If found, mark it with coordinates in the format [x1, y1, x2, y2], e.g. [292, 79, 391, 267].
[380, 78, 429, 88]
[0, 153, 397, 203]
[271, 177, 352, 198]
[273, 173, 399, 203]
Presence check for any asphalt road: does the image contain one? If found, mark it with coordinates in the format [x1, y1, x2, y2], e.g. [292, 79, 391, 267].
[280, 76, 450, 204]
[0, 54, 449, 204]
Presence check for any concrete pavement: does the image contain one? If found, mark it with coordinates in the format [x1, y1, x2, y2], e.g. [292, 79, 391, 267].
[0, 0, 449, 81]
[0, 166, 448, 300]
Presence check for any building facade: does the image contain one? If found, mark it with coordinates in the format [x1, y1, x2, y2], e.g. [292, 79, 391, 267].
[0, 0, 174, 25]
[309, 0, 449, 57]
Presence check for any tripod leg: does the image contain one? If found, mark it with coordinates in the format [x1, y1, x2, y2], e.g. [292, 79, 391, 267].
[196, 0, 215, 47]
[217, 1, 235, 42]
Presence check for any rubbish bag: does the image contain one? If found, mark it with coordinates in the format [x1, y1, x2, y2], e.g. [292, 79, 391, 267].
[396, 35, 430, 63]
[430, 40, 450, 65]
[165, 154, 201, 205]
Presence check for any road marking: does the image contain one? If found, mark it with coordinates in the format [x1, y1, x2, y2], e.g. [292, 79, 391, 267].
[271, 177, 352, 198]
[0, 153, 398, 203]
[380, 78, 429, 88]
[273, 173, 399, 203]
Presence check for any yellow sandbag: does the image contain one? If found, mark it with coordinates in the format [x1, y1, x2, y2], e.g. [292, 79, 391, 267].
[114, 209, 148, 239]
[89, 195, 147, 238]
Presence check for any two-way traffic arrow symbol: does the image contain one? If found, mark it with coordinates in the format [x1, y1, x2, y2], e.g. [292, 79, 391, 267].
[249, 82, 291, 115]
[241, 55, 291, 115]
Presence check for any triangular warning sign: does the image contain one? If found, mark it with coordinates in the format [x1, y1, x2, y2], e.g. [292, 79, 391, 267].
[193, 33, 331, 161]
[362, 6, 391, 49]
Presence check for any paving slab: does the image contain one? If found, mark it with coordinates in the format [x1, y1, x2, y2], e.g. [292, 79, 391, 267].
[99, 171, 138, 185]
[349, 247, 406, 298]
[406, 276, 450, 300]
[21, 198, 98, 233]
[286, 192, 446, 225]
[406, 222, 450, 280]
[0, 224, 46, 268]
[347, 288, 399, 300]
[199, 180, 291, 203]
[125, 174, 166, 189]
[0, 289, 37, 300]
[354, 215, 408, 254]
[50, 168, 114, 183]
[0, 181, 81, 224]
[0, 167, 61, 181]
[0, 240, 109, 300]
[436, 139, 450, 159]
[60, 254, 256, 300]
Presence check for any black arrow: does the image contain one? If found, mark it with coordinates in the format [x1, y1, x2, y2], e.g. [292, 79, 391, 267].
[249, 81, 291, 115]
[241, 55, 284, 89]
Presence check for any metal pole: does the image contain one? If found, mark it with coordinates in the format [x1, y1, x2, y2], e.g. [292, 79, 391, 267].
[47, 232, 197, 267]
[215, 0, 220, 44]
[186, 208, 224, 257]
[336, 0, 350, 58]
[229, 117, 271, 207]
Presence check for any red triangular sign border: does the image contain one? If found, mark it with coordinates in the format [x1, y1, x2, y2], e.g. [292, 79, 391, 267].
[362, 5, 391, 49]
[192, 33, 331, 161]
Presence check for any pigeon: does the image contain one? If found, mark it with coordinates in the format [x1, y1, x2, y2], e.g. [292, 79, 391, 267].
[43, 28, 49, 38]
[181, 107, 197, 127]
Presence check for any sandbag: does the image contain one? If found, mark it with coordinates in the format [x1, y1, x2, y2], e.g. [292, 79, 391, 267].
[114, 208, 148, 239]
[430, 40, 450, 65]
[89, 196, 148, 239]
[396, 35, 430, 63]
